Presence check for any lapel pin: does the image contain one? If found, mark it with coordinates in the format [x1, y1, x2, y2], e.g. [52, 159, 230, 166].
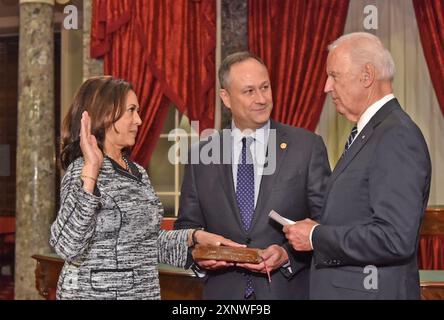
[361, 135, 366, 139]
[280, 143, 287, 150]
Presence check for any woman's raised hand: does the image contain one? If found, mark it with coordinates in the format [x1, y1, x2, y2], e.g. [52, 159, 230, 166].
[80, 111, 103, 176]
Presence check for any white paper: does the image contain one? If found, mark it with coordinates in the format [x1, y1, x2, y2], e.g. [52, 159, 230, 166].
[268, 210, 295, 226]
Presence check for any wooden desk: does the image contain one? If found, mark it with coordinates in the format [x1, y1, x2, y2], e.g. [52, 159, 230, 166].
[32, 254, 63, 300]
[0, 216, 15, 276]
[33, 254, 444, 300]
[158, 263, 203, 300]
[419, 206, 444, 270]
[32, 254, 203, 300]
[420, 270, 444, 300]
[421, 206, 444, 235]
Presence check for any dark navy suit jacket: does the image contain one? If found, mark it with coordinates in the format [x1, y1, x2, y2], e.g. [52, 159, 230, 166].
[311, 99, 431, 299]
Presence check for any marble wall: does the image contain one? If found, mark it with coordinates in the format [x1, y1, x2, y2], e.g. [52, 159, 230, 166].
[221, 0, 248, 59]
[15, 1, 55, 300]
[82, 0, 102, 80]
[220, 0, 248, 127]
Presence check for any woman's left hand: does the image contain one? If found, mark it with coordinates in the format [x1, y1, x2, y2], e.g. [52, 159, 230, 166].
[191, 230, 245, 270]
[193, 230, 245, 248]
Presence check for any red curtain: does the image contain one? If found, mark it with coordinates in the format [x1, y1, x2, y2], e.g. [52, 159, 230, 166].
[418, 235, 444, 270]
[413, 0, 444, 117]
[91, 0, 216, 166]
[248, 0, 349, 131]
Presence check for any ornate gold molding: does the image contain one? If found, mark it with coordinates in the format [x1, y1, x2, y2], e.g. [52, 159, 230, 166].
[19, 0, 71, 4]
[19, 0, 55, 5]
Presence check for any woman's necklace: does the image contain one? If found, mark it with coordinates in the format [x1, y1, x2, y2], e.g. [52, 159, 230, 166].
[106, 154, 130, 172]
[122, 155, 130, 173]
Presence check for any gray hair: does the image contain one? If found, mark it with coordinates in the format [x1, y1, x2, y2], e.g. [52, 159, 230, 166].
[328, 32, 395, 81]
[218, 51, 267, 89]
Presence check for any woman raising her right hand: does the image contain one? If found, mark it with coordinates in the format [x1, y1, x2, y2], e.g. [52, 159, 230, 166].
[50, 76, 241, 300]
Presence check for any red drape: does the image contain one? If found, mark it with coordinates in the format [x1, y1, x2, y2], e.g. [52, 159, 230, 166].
[91, 0, 216, 166]
[413, 0, 444, 117]
[418, 235, 444, 270]
[248, 0, 349, 131]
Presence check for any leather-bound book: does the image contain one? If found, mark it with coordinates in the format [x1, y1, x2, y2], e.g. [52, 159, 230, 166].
[192, 244, 263, 264]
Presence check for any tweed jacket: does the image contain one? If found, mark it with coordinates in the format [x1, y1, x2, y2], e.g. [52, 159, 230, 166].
[50, 157, 191, 300]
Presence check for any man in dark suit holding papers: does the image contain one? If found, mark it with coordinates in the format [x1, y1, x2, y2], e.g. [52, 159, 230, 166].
[284, 32, 431, 299]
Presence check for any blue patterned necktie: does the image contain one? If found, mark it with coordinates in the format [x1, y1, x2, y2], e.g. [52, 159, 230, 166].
[236, 137, 255, 230]
[344, 125, 358, 153]
[235, 137, 255, 298]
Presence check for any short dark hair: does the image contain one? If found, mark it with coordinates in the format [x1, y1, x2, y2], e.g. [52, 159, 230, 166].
[218, 51, 267, 89]
[60, 76, 133, 170]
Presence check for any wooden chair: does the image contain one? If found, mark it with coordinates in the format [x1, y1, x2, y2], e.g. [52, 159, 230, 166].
[0, 215, 15, 277]
[421, 206, 444, 235]
[419, 206, 444, 270]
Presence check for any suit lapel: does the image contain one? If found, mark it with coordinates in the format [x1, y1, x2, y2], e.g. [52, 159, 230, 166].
[326, 125, 374, 191]
[323, 99, 400, 205]
[250, 120, 287, 231]
[216, 128, 245, 230]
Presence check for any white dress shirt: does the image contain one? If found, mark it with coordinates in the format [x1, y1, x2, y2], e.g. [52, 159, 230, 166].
[348, 93, 395, 147]
[231, 120, 270, 207]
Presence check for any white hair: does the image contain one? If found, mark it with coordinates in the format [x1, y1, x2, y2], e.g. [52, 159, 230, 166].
[328, 32, 395, 81]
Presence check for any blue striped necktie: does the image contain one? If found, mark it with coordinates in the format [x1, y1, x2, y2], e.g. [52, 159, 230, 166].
[344, 125, 358, 153]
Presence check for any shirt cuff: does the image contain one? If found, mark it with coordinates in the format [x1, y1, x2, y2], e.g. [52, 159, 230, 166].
[309, 224, 320, 250]
[191, 263, 207, 278]
[281, 260, 293, 274]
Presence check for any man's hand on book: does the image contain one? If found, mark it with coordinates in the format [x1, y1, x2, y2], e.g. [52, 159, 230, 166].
[236, 244, 288, 273]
